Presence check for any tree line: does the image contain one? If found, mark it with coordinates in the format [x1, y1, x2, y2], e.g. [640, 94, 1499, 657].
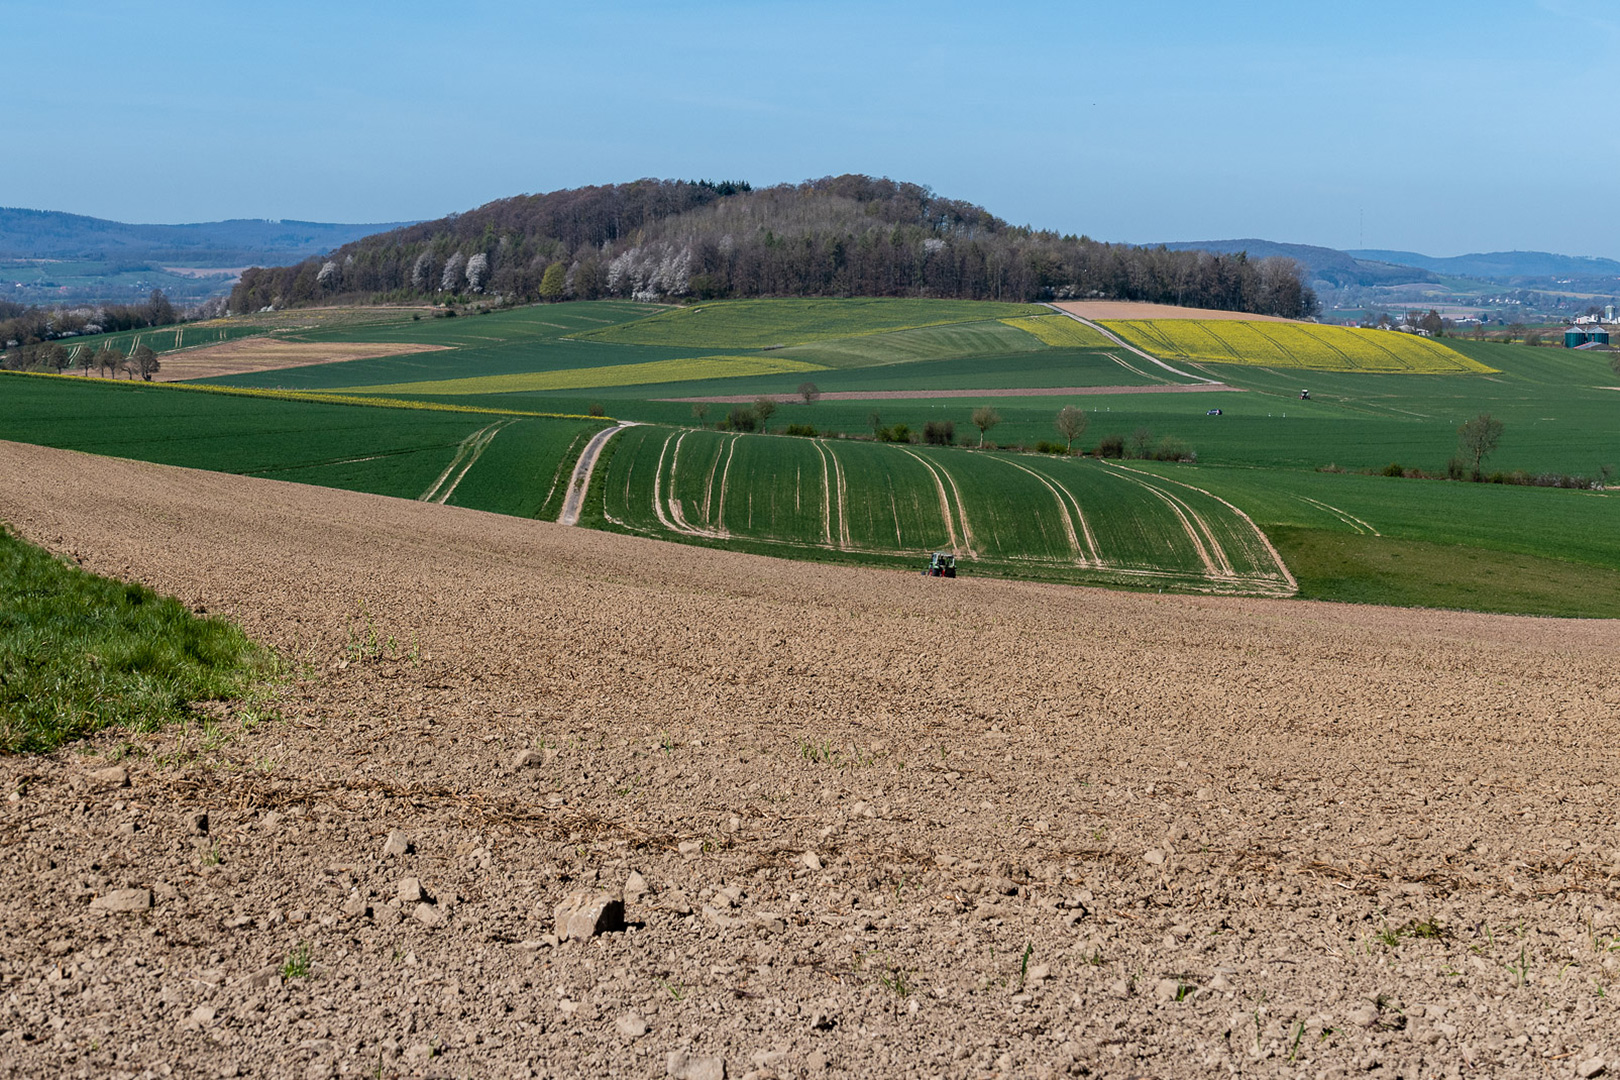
[230, 175, 1318, 318]
[0, 289, 179, 350]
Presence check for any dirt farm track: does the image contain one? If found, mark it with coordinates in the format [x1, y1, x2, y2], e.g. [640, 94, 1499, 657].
[3, 439, 1620, 1080]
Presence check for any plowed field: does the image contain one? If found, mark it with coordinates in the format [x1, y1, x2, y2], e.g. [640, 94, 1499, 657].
[2, 440, 1618, 1079]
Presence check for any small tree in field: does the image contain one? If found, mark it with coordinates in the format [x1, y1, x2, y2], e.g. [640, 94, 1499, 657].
[798, 381, 821, 405]
[868, 411, 883, 436]
[691, 402, 710, 429]
[1054, 404, 1088, 452]
[130, 344, 160, 381]
[1458, 413, 1504, 479]
[754, 396, 778, 432]
[971, 405, 1001, 447]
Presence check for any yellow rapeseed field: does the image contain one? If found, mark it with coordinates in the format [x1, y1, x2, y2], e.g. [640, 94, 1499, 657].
[1000, 315, 1114, 349]
[1103, 320, 1496, 374]
[323, 355, 828, 397]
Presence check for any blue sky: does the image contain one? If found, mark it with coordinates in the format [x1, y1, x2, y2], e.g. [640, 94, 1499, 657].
[5, 0, 1616, 256]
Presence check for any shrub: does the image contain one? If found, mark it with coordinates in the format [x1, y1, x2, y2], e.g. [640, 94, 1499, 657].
[588, 402, 606, 417]
[783, 423, 817, 437]
[1381, 462, 1405, 477]
[877, 423, 912, 443]
[726, 406, 758, 432]
[923, 420, 955, 445]
[1151, 436, 1193, 462]
[1445, 457, 1467, 480]
[1035, 440, 1072, 455]
[1096, 433, 1125, 459]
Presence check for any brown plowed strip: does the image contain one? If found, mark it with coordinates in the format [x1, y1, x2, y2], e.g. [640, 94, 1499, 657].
[97, 338, 450, 381]
[1, 439, 1617, 1078]
[662, 382, 1238, 403]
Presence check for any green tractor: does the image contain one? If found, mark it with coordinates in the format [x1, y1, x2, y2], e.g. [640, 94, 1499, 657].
[924, 552, 957, 578]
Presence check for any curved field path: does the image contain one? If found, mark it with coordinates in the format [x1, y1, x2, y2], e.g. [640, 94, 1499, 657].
[2, 440, 1618, 1077]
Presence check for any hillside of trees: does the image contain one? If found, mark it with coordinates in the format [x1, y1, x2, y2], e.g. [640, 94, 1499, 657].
[230, 176, 1318, 318]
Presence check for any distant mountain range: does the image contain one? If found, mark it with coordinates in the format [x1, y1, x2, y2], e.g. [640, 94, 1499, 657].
[0, 207, 417, 267]
[1345, 249, 1620, 280]
[1156, 238, 1620, 289]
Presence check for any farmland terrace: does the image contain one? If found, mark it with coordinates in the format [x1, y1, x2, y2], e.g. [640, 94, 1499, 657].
[2, 440, 1619, 1078]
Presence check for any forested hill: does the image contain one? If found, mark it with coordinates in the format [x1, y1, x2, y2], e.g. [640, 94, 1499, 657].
[230, 176, 1317, 318]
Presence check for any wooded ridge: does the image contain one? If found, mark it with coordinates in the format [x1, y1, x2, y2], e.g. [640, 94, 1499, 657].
[230, 176, 1318, 318]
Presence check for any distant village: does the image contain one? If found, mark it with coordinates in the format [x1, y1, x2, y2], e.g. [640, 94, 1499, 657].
[1343, 304, 1618, 348]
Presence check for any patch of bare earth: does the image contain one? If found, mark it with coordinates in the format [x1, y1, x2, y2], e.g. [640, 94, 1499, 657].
[663, 385, 1238, 404]
[1052, 301, 1298, 323]
[2, 439, 1619, 1079]
[133, 339, 449, 381]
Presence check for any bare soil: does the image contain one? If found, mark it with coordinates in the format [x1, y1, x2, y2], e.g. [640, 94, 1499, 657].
[1051, 302, 1297, 323]
[662, 385, 1238, 404]
[2, 439, 1619, 1080]
[133, 339, 448, 382]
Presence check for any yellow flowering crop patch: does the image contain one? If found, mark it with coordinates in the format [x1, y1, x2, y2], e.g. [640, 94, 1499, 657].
[1000, 315, 1114, 349]
[1103, 320, 1496, 374]
[324, 355, 829, 397]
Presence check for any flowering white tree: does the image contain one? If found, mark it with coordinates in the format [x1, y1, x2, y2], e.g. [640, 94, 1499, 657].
[440, 252, 466, 292]
[411, 252, 434, 290]
[316, 260, 340, 288]
[465, 253, 490, 292]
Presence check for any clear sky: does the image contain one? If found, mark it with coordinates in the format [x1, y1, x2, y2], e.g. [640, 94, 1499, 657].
[6, 0, 1616, 257]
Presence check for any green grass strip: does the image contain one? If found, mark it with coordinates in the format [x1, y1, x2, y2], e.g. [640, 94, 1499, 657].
[10, 371, 611, 421]
[0, 526, 273, 754]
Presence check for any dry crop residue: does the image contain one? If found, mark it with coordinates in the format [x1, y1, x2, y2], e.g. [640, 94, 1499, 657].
[3, 439, 1620, 1078]
[131, 338, 449, 381]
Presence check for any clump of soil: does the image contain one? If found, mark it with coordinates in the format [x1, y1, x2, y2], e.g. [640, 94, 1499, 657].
[1, 439, 1617, 1079]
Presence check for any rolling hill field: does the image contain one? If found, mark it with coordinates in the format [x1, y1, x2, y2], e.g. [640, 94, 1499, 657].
[4, 296, 1616, 615]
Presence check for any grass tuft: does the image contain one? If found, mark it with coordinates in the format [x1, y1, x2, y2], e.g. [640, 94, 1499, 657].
[0, 526, 271, 754]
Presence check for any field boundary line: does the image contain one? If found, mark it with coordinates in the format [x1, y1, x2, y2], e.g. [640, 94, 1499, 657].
[994, 457, 1092, 565]
[420, 420, 510, 504]
[559, 421, 634, 526]
[715, 434, 741, 535]
[1047, 306, 1218, 384]
[824, 442, 853, 548]
[432, 419, 515, 505]
[1100, 351, 1169, 384]
[898, 448, 974, 556]
[1107, 468, 1225, 577]
[1106, 462, 1298, 593]
[666, 431, 726, 538]
[1295, 495, 1379, 536]
[699, 431, 724, 524]
[810, 441, 836, 547]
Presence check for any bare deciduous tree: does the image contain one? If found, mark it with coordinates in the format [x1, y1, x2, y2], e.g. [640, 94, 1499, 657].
[691, 402, 710, 428]
[130, 344, 160, 381]
[1458, 413, 1504, 478]
[1054, 404, 1088, 452]
[798, 381, 821, 405]
[753, 396, 778, 432]
[971, 405, 1001, 447]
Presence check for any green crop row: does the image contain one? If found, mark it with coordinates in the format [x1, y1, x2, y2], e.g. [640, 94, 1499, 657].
[571, 297, 1048, 350]
[594, 425, 1295, 594]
